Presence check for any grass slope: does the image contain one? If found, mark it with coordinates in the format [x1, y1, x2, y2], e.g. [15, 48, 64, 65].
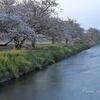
[0, 43, 90, 84]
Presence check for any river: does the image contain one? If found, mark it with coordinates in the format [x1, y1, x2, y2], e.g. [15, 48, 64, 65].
[0, 45, 100, 100]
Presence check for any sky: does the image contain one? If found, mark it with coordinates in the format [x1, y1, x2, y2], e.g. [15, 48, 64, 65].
[19, 0, 100, 29]
[57, 0, 100, 29]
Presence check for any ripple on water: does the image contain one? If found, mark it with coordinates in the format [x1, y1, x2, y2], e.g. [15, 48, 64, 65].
[82, 88, 100, 94]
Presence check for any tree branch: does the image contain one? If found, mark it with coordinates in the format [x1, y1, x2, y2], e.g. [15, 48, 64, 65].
[0, 38, 13, 46]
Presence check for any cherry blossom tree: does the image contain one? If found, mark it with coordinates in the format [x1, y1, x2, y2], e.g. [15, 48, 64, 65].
[86, 28, 100, 42]
[40, 17, 65, 44]
[64, 19, 84, 44]
[0, 0, 17, 14]
[0, 13, 35, 49]
[13, 0, 58, 47]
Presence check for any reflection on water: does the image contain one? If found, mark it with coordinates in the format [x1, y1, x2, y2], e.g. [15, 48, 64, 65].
[1, 45, 100, 100]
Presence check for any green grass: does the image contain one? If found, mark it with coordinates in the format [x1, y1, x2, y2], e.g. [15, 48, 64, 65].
[0, 43, 90, 83]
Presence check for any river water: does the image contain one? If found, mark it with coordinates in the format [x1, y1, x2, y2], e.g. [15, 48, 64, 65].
[1, 45, 100, 100]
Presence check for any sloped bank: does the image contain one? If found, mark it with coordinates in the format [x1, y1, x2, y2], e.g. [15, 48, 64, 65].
[0, 43, 91, 85]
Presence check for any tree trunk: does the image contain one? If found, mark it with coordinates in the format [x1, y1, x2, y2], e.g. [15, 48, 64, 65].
[31, 38, 36, 48]
[51, 37, 55, 44]
[18, 38, 26, 49]
[65, 38, 68, 44]
[13, 37, 19, 49]
[13, 37, 26, 49]
[0, 38, 13, 46]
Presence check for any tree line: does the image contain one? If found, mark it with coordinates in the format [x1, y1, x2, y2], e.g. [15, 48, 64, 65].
[0, 0, 100, 49]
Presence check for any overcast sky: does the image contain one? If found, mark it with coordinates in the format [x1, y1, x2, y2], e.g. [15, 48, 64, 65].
[57, 0, 100, 29]
[19, 0, 100, 29]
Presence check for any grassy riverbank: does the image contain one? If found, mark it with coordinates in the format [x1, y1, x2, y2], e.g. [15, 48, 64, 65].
[0, 43, 90, 84]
